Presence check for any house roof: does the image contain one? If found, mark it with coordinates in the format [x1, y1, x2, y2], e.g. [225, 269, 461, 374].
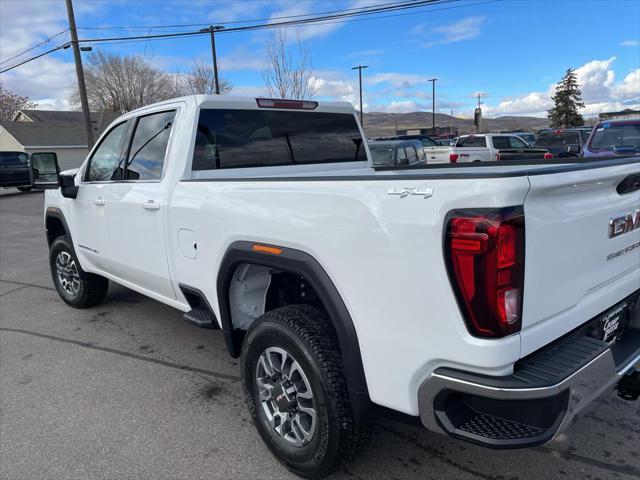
[0, 121, 88, 147]
[16, 109, 120, 126]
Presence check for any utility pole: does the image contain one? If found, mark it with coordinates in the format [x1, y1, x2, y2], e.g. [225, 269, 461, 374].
[200, 25, 224, 94]
[475, 93, 486, 133]
[352, 65, 368, 127]
[65, 0, 94, 148]
[428, 78, 437, 136]
[450, 109, 453, 135]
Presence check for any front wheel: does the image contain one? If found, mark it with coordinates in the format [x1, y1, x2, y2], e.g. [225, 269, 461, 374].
[49, 235, 109, 308]
[241, 304, 369, 478]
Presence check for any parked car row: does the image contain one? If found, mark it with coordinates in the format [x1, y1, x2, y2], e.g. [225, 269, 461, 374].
[367, 117, 639, 166]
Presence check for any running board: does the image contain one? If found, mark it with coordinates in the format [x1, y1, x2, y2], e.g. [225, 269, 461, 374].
[179, 284, 219, 329]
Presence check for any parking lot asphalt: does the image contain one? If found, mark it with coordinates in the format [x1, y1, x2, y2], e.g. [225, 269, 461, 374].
[1, 188, 639, 480]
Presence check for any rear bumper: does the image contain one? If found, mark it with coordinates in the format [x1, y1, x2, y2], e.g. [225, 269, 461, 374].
[418, 293, 640, 448]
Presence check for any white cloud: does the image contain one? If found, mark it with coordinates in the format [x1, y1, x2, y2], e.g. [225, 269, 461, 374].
[621, 40, 640, 47]
[346, 49, 385, 58]
[413, 16, 487, 48]
[481, 57, 640, 117]
[367, 72, 435, 88]
[369, 100, 430, 113]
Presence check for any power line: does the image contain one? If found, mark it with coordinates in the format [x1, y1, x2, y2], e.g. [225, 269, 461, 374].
[0, 29, 69, 65]
[0, 0, 497, 74]
[0, 44, 70, 74]
[77, 0, 412, 30]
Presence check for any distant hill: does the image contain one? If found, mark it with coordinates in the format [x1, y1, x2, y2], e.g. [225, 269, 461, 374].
[362, 111, 550, 137]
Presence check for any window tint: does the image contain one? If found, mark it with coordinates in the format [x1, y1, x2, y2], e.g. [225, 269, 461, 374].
[589, 123, 640, 150]
[457, 136, 487, 147]
[509, 136, 527, 149]
[420, 137, 438, 147]
[492, 136, 511, 149]
[369, 144, 394, 166]
[85, 122, 128, 182]
[416, 145, 426, 161]
[397, 146, 407, 165]
[192, 109, 365, 170]
[0, 152, 28, 166]
[406, 145, 418, 163]
[125, 110, 176, 180]
[535, 131, 581, 147]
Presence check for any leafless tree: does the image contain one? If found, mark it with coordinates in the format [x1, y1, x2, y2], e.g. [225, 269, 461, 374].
[262, 29, 317, 100]
[71, 51, 180, 113]
[0, 85, 37, 121]
[176, 59, 232, 95]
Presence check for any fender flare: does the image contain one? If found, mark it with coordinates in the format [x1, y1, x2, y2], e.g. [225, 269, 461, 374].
[216, 241, 372, 420]
[45, 207, 72, 246]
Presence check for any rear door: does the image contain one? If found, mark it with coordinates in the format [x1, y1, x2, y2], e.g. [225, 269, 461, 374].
[106, 109, 177, 299]
[521, 160, 640, 355]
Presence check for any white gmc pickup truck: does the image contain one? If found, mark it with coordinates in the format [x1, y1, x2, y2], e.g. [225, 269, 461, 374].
[32, 95, 640, 479]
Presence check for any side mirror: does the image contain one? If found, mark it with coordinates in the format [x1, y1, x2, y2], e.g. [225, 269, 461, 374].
[59, 172, 79, 199]
[30, 152, 59, 189]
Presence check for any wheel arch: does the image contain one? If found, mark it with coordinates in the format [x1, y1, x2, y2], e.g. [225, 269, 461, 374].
[45, 207, 71, 246]
[216, 241, 372, 420]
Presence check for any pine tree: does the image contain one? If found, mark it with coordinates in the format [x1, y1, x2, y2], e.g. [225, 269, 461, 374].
[547, 68, 585, 127]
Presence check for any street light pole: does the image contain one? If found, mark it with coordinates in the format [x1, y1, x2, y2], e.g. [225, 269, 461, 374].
[352, 65, 368, 127]
[428, 78, 437, 136]
[65, 0, 94, 148]
[200, 25, 224, 94]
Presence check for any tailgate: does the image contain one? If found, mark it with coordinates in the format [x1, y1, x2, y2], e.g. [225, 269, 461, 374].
[424, 145, 451, 164]
[521, 160, 640, 355]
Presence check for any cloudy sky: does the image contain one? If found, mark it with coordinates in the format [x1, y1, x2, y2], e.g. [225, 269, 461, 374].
[1, 0, 638, 118]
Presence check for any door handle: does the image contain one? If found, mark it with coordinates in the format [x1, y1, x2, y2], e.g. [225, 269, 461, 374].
[93, 198, 105, 206]
[142, 199, 161, 211]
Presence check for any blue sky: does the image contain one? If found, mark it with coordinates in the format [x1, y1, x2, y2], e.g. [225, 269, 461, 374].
[1, 0, 639, 117]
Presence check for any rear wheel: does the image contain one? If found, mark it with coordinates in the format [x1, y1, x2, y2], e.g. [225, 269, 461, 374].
[49, 235, 109, 308]
[17, 187, 31, 192]
[241, 304, 369, 478]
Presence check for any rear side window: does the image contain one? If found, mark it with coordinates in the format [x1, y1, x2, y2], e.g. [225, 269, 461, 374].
[192, 109, 365, 170]
[125, 110, 176, 181]
[406, 146, 417, 163]
[492, 136, 511, 149]
[457, 136, 487, 147]
[535, 132, 580, 147]
[397, 147, 407, 165]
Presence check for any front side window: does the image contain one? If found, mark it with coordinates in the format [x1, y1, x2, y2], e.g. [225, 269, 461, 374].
[0, 152, 28, 166]
[85, 122, 128, 182]
[589, 123, 640, 150]
[125, 110, 176, 180]
[509, 136, 528, 149]
[192, 109, 365, 170]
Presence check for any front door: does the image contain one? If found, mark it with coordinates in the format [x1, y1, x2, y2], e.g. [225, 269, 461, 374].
[107, 110, 177, 300]
[73, 120, 129, 272]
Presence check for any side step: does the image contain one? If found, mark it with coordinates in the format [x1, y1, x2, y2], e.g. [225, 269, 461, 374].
[179, 284, 219, 329]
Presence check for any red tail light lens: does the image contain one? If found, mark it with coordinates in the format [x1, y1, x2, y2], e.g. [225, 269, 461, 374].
[544, 152, 553, 159]
[445, 207, 525, 338]
[450, 153, 459, 163]
[256, 98, 318, 110]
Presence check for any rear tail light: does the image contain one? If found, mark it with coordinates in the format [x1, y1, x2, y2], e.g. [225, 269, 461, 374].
[449, 153, 459, 163]
[544, 152, 553, 159]
[256, 98, 318, 110]
[495, 153, 501, 161]
[444, 207, 525, 338]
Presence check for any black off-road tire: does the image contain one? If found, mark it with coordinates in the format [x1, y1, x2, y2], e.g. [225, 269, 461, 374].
[49, 235, 109, 308]
[241, 304, 370, 479]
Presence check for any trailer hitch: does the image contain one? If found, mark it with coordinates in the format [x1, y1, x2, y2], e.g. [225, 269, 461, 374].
[616, 370, 640, 401]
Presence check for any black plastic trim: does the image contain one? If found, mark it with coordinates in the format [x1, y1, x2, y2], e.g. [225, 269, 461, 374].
[182, 155, 640, 182]
[216, 241, 372, 420]
[179, 283, 219, 329]
[617, 173, 640, 195]
[45, 207, 71, 246]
